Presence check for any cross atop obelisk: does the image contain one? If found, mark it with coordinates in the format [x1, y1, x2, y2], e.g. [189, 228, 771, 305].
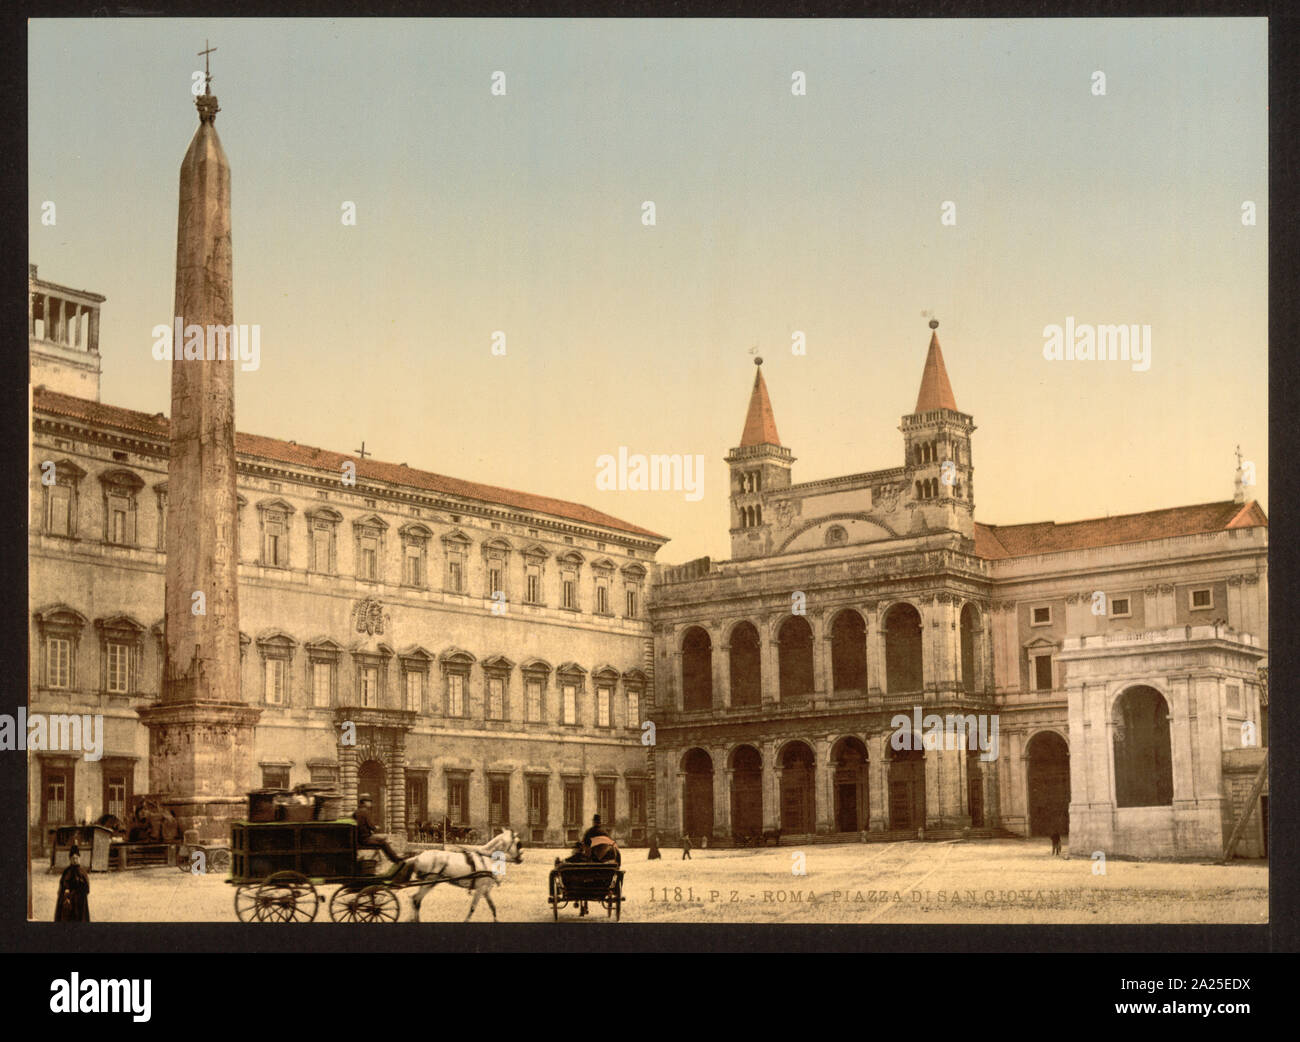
[196, 39, 221, 123]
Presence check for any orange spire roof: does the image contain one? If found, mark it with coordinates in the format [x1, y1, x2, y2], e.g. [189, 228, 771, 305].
[914, 327, 959, 413]
[739, 361, 781, 447]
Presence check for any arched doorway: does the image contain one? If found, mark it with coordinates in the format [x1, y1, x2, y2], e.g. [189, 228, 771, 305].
[1113, 686, 1173, 807]
[729, 622, 762, 707]
[358, 760, 387, 830]
[681, 748, 714, 837]
[1026, 731, 1070, 836]
[778, 616, 814, 700]
[830, 610, 867, 694]
[887, 747, 925, 830]
[883, 603, 923, 693]
[730, 745, 763, 840]
[681, 627, 713, 711]
[831, 737, 869, 832]
[779, 741, 816, 834]
[959, 603, 979, 693]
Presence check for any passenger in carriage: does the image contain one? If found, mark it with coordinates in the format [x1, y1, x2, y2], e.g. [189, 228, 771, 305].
[583, 814, 620, 865]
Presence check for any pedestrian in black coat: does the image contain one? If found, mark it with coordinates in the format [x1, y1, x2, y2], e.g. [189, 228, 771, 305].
[55, 844, 90, 922]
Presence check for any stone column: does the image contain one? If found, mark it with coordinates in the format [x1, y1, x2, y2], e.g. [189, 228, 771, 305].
[675, 771, 686, 837]
[339, 742, 358, 807]
[810, 612, 826, 696]
[762, 632, 780, 705]
[867, 733, 887, 831]
[88, 307, 100, 354]
[669, 650, 683, 710]
[814, 736, 833, 833]
[716, 631, 731, 709]
[713, 755, 731, 838]
[760, 740, 778, 831]
[867, 605, 886, 696]
[388, 731, 407, 840]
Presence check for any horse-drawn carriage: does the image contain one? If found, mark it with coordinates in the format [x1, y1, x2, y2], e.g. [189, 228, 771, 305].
[547, 862, 625, 920]
[227, 820, 522, 922]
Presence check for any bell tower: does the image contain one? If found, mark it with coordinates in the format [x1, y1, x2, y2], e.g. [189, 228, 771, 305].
[901, 321, 976, 539]
[726, 358, 794, 559]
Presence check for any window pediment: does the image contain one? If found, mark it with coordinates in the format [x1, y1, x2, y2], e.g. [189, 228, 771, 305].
[256, 630, 298, 650]
[592, 664, 620, 681]
[98, 468, 144, 491]
[353, 513, 389, 531]
[482, 654, 515, 674]
[622, 667, 648, 683]
[440, 647, 477, 666]
[521, 657, 553, 675]
[256, 497, 296, 515]
[557, 661, 588, 677]
[1023, 636, 1060, 651]
[304, 635, 344, 654]
[523, 543, 550, 561]
[400, 522, 433, 540]
[442, 529, 473, 547]
[45, 459, 85, 483]
[306, 506, 343, 523]
[621, 563, 646, 579]
[95, 613, 146, 638]
[399, 644, 435, 662]
[34, 604, 88, 630]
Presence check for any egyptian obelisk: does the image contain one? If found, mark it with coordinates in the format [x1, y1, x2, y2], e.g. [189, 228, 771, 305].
[139, 48, 260, 841]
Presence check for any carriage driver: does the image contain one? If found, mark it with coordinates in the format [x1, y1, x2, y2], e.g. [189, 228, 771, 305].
[582, 814, 617, 862]
[354, 795, 415, 881]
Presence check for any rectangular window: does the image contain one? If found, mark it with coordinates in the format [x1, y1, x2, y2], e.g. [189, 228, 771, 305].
[312, 661, 333, 708]
[361, 666, 379, 708]
[45, 772, 68, 824]
[488, 565, 503, 597]
[360, 534, 378, 580]
[262, 766, 289, 789]
[265, 516, 287, 567]
[447, 674, 465, 717]
[526, 567, 541, 603]
[629, 783, 646, 826]
[48, 484, 71, 536]
[596, 583, 609, 615]
[562, 578, 576, 609]
[1031, 605, 1052, 626]
[405, 543, 423, 586]
[312, 526, 333, 573]
[406, 774, 428, 824]
[627, 689, 640, 730]
[1033, 654, 1053, 692]
[106, 642, 129, 694]
[1190, 588, 1213, 610]
[448, 558, 464, 593]
[447, 778, 468, 825]
[108, 494, 131, 545]
[527, 779, 548, 828]
[562, 683, 577, 725]
[105, 774, 128, 821]
[596, 687, 611, 728]
[405, 669, 423, 712]
[265, 659, 287, 704]
[487, 676, 505, 720]
[597, 782, 615, 823]
[1227, 684, 1242, 711]
[626, 587, 638, 618]
[526, 680, 544, 722]
[1110, 597, 1131, 618]
[563, 783, 582, 828]
[489, 778, 509, 826]
[47, 638, 71, 689]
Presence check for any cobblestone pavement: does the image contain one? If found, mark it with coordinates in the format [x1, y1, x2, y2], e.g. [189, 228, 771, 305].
[29, 839, 1268, 924]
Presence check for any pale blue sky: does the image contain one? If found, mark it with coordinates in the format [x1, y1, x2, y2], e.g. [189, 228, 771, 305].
[30, 18, 1267, 561]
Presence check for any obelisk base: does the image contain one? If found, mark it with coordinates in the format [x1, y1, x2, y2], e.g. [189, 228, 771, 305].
[137, 702, 262, 841]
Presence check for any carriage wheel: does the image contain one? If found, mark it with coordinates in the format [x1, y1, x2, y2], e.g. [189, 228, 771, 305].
[465, 828, 480, 844]
[256, 871, 319, 923]
[329, 885, 367, 923]
[550, 873, 561, 921]
[352, 885, 400, 923]
[208, 847, 232, 872]
[234, 882, 264, 922]
[614, 876, 622, 922]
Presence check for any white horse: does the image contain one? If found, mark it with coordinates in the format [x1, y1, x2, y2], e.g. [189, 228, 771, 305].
[407, 829, 524, 922]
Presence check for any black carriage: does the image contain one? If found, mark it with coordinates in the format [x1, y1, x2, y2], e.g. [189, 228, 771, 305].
[227, 820, 447, 923]
[547, 863, 625, 921]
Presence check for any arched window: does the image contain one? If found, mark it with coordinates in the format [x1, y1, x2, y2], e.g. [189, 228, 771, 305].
[959, 603, 979, 693]
[729, 622, 761, 707]
[830, 610, 867, 693]
[777, 616, 814, 699]
[681, 627, 713, 711]
[1113, 686, 1173, 807]
[883, 603, 923, 692]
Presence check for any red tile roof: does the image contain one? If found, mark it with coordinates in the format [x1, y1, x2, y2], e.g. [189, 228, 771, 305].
[975, 500, 1267, 559]
[739, 365, 782, 447]
[914, 330, 959, 413]
[33, 387, 667, 540]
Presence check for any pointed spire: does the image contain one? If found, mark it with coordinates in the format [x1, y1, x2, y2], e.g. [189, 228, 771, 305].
[739, 357, 781, 447]
[914, 320, 958, 413]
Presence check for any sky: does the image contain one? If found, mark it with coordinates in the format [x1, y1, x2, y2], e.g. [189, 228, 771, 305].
[29, 18, 1268, 562]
